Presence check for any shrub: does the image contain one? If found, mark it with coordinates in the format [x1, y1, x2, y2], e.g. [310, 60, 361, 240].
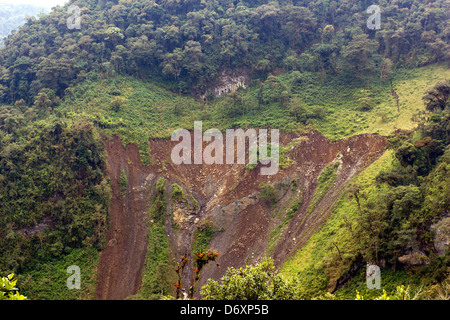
[171, 183, 185, 202]
[201, 258, 300, 300]
[110, 96, 128, 112]
[259, 183, 277, 205]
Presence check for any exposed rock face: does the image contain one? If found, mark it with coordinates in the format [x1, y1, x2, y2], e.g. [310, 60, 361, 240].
[19, 216, 52, 236]
[95, 130, 387, 299]
[398, 251, 430, 266]
[200, 71, 249, 100]
[431, 214, 450, 255]
[395, 213, 449, 268]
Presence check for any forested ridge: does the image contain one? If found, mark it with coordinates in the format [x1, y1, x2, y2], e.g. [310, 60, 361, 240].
[0, 0, 449, 104]
[0, 0, 449, 301]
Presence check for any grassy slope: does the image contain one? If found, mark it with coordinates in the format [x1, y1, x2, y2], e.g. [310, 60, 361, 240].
[279, 151, 395, 299]
[360, 64, 450, 136]
[277, 63, 450, 299]
[288, 64, 450, 140]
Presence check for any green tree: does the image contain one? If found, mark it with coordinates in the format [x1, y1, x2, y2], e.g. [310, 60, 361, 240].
[33, 91, 53, 110]
[201, 258, 299, 300]
[287, 95, 307, 123]
[340, 34, 378, 79]
[261, 75, 285, 105]
[182, 41, 203, 79]
[161, 49, 184, 80]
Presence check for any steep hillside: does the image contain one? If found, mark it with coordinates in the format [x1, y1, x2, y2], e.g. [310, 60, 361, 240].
[0, 0, 449, 301]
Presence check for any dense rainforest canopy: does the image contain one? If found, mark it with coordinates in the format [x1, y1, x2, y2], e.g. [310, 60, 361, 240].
[0, 0, 448, 105]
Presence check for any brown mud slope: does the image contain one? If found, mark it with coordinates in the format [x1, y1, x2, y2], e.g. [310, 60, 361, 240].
[95, 139, 156, 300]
[95, 131, 387, 299]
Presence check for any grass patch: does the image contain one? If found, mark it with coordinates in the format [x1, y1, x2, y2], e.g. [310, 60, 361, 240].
[132, 177, 176, 300]
[58, 64, 449, 166]
[259, 182, 277, 205]
[18, 248, 99, 300]
[305, 161, 340, 215]
[171, 183, 186, 203]
[192, 221, 215, 255]
[119, 168, 127, 195]
[267, 186, 303, 255]
[359, 64, 450, 136]
[133, 223, 176, 300]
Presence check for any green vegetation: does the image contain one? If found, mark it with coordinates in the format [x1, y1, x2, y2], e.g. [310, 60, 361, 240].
[0, 110, 110, 276]
[201, 258, 300, 300]
[135, 223, 175, 299]
[1, 0, 447, 106]
[355, 285, 414, 300]
[18, 248, 99, 300]
[267, 181, 303, 255]
[0, 273, 27, 300]
[149, 177, 168, 222]
[170, 183, 186, 202]
[119, 168, 127, 195]
[286, 195, 303, 222]
[192, 221, 215, 255]
[247, 143, 293, 171]
[280, 150, 395, 298]
[51, 63, 450, 167]
[305, 161, 339, 215]
[281, 80, 450, 299]
[258, 182, 277, 205]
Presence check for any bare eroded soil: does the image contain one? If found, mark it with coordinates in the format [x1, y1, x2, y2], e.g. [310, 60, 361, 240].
[95, 131, 387, 299]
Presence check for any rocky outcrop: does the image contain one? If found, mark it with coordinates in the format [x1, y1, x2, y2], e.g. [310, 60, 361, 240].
[398, 251, 430, 266]
[19, 216, 52, 236]
[200, 71, 249, 100]
[431, 214, 450, 255]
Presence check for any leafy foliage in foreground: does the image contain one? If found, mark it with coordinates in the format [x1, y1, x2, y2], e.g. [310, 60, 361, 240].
[201, 258, 300, 300]
[281, 81, 450, 299]
[0, 273, 27, 300]
[355, 285, 413, 300]
[0, 0, 448, 106]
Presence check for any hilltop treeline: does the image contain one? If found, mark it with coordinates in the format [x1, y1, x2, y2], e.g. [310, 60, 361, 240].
[0, 0, 448, 105]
